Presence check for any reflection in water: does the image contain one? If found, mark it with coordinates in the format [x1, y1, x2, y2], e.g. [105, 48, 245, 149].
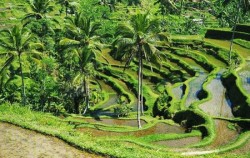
[185, 73, 207, 107]
[172, 85, 183, 100]
[199, 78, 234, 117]
[225, 94, 232, 108]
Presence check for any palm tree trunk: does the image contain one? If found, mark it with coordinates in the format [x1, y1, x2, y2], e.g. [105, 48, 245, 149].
[18, 54, 26, 106]
[82, 75, 89, 115]
[140, 55, 144, 116]
[229, 24, 236, 66]
[229, 4, 240, 66]
[137, 45, 142, 129]
[180, 0, 184, 15]
[65, 5, 68, 17]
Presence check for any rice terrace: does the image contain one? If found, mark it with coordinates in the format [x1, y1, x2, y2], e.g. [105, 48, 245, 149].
[0, 0, 250, 158]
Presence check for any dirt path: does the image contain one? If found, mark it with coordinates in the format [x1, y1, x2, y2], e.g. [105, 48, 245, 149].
[0, 122, 102, 158]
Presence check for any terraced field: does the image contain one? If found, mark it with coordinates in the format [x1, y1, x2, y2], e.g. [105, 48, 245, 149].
[66, 25, 250, 157]
[0, 1, 250, 158]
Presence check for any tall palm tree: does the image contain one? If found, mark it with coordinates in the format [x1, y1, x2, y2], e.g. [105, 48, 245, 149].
[60, 12, 102, 49]
[219, 0, 249, 65]
[0, 25, 38, 105]
[22, 0, 54, 26]
[113, 12, 170, 128]
[72, 49, 95, 115]
[60, 12, 103, 114]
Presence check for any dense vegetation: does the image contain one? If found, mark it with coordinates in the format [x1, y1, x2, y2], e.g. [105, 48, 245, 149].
[0, 0, 250, 157]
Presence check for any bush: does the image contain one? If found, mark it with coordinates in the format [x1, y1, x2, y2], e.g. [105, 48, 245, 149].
[153, 92, 173, 118]
[114, 101, 132, 118]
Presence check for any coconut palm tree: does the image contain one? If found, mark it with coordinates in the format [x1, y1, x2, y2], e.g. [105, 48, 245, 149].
[22, 0, 54, 26]
[113, 12, 170, 128]
[59, 12, 103, 114]
[219, 0, 249, 65]
[0, 25, 40, 105]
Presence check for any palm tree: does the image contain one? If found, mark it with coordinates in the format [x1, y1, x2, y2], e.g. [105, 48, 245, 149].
[22, 0, 54, 26]
[56, 0, 70, 16]
[113, 12, 170, 128]
[0, 25, 38, 105]
[60, 12, 103, 114]
[72, 49, 95, 115]
[219, 0, 249, 65]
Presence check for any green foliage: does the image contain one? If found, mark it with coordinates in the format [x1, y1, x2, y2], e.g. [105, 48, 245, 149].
[153, 91, 172, 118]
[114, 99, 132, 117]
[212, 0, 250, 27]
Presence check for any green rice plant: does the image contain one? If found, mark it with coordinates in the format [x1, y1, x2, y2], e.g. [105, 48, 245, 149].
[162, 51, 197, 76]
[234, 39, 250, 49]
[171, 47, 216, 72]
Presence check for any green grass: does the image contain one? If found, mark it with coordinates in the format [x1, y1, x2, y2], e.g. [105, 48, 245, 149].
[171, 47, 215, 72]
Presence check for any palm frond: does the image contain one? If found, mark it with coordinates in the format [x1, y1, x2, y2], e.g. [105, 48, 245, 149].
[0, 55, 15, 74]
[115, 23, 134, 38]
[29, 42, 44, 50]
[73, 72, 82, 85]
[59, 38, 80, 47]
[0, 38, 14, 51]
[123, 52, 135, 71]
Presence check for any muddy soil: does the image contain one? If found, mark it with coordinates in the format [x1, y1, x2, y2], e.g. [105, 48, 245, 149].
[0, 122, 102, 158]
[78, 118, 147, 127]
[208, 120, 238, 148]
[78, 123, 185, 137]
[154, 136, 201, 147]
